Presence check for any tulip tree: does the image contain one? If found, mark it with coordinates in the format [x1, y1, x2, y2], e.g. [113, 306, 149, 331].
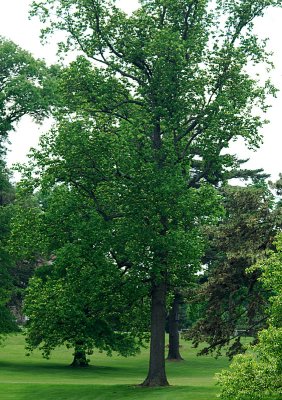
[28, 0, 282, 386]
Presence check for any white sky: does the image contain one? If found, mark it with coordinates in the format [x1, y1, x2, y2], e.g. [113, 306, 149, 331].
[0, 0, 281, 181]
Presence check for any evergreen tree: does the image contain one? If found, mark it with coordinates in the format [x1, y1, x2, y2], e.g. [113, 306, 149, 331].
[218, 233, 282, 400]
[187, 182, 282, 358]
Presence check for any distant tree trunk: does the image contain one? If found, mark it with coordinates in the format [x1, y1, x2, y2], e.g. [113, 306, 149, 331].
[167, 293, 184, 361]
[141, 281, 169, 387]
[70, 343, 89, 367]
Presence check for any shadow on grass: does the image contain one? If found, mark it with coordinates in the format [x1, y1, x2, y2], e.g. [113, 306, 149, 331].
[0, 359, 119, 376]
[0, 384, 218, 400]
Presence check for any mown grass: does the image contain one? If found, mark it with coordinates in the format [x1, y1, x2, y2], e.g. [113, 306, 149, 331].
[0, 334, 229, 399]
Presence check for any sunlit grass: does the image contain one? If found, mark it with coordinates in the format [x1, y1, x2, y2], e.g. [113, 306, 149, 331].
[0, 334, 229, 399]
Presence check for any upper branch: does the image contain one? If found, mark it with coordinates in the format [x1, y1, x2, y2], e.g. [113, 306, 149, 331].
[109, 250, 133, 270]
[159, 6, 167, 27]
[70, 179, 123, 222]
[182, 0, 199, 41]
[89, 0, 150, 83]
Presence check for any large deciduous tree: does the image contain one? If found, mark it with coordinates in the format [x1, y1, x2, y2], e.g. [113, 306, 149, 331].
[28, 0, 282, 386]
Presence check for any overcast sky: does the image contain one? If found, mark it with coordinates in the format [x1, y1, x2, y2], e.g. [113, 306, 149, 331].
[1, 0, 281, 181]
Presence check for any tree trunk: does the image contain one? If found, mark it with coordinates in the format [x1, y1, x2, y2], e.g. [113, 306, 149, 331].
[141, 281, 169, 387]
[70, 344, 89, 367]
[167, 293, 184, 361]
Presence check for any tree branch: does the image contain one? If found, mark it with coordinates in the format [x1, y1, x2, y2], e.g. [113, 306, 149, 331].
[89, 0, 148, 83]
[159, 6, 167, 27]
[182, 1, 198, 41]
[70, 179, 123, 222]
[109, 250, 133, 270]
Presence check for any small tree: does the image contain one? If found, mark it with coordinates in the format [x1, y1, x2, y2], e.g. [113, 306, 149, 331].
[12, 185, 149, 366]
[25, 245, 149, 366]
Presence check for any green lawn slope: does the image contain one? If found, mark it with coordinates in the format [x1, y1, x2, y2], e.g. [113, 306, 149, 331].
[0, 334, 229, 399]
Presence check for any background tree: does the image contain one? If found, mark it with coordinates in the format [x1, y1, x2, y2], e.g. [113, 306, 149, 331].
[0, 164, 18, 343]
[0, 37, 57, 333]
[270, 172, 282, 202]
[186, 181, 282, 358]
[166, 292, 186, 361]
[29, 0, 282, 386]
[218, 232, 282, 400]
[0, 37, 56, 149]
[166, 162, 270, 361]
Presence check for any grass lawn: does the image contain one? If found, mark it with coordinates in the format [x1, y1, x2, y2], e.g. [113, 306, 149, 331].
[0, 334, 229, 400]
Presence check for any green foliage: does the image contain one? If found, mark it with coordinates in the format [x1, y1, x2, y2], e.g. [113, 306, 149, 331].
[0, 37, 57, 149]
[218, 233, 282, 400]
[11, 184, 149, 363]
[25, 256, 147, 360]
[30, 0, 279, 158]
[0, 37, 60, 340]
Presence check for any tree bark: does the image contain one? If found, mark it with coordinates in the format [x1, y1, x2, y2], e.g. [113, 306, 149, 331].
[141, 281, 169, 387]
[70, 344, 89, 367]
[167, 293, 184, 361]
